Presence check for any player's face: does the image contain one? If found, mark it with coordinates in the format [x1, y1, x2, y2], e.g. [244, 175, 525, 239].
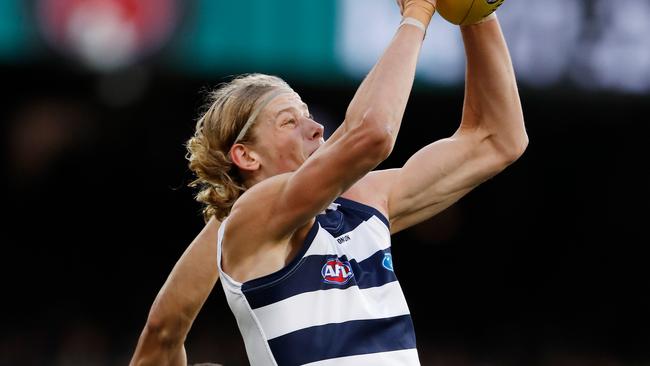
[250, 91, 325, 176]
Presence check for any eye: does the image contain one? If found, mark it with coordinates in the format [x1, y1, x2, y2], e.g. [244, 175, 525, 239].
[283, 118, 296, 126]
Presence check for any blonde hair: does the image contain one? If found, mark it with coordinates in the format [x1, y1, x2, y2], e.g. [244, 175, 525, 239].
[186, 73, 292, 222]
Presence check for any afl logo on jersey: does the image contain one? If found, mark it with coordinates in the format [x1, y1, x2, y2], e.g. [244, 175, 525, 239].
[321, 258, 354, 285]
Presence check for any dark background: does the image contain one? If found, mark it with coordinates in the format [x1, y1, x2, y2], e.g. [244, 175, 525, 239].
[3, 1, 650, 365]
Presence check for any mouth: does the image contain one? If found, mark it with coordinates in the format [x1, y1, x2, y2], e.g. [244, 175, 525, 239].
[308, 142, 323, 158]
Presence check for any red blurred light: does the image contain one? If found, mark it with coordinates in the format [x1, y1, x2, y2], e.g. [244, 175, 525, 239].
[37, 0, 177, 71]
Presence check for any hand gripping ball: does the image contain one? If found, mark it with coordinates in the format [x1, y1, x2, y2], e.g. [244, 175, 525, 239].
[436, 0, 505, 26]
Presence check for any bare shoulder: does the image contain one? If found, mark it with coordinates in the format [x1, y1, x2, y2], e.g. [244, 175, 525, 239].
[221, 173, 295, 279]
[340, 169, 398, 221]
[226, 172, 292, 236]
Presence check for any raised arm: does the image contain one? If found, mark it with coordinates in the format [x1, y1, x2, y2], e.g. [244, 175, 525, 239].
[130, 218, 221, 366]
[372, 15, 528, 233]
[229, 1, 437, 241]
[336, 0, 436, 150]
[459, 15, 527, 153]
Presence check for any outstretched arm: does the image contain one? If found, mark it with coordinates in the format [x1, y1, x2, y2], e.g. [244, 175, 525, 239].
[333, 0, 437, 151]
[459, 14, 527, 154]
[130, 218, 221, 366]
[368, 15, 528, 233]
[229, 1, 437, 243]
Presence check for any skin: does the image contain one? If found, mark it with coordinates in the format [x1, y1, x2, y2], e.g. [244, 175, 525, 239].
[130, 217, 221, 366]
[130, 0, 528, 364]
[223, 15, 527, 284]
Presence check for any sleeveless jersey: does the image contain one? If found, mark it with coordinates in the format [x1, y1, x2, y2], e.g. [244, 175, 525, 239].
[217, 196, 419, 366]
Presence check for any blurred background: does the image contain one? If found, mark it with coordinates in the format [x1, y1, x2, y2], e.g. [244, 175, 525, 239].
[2, 0, 649, 365]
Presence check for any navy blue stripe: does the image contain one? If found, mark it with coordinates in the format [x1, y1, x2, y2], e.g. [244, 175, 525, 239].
[336, 196, 390, 229]
[241, 197, 385, 293]
[317, 197, 390, 238]
[316, 207, 365, 238]
[268, 314, 417, 366]
[241, 220, 319, 292]
[243, 249, 397, 309]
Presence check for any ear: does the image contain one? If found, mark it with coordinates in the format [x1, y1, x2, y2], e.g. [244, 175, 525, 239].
[230, 143, 261, 172]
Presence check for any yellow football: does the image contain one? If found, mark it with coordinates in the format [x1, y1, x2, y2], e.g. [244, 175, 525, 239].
[436, 0, 505, 26]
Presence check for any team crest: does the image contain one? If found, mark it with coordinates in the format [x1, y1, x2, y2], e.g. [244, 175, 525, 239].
[382, 253, 394, 272]
[321, 258, 354, 285]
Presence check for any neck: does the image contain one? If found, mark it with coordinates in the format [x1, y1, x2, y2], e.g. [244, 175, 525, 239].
[242, 171, 265, 190]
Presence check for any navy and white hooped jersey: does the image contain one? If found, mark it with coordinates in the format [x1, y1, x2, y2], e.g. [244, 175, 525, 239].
[217, 196, 419, 366]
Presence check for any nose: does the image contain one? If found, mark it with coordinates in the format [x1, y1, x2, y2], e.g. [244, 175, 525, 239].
[307, 119, 324, 141]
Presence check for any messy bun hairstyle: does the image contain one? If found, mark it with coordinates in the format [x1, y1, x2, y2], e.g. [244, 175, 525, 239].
[186, 74, 292, 222]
